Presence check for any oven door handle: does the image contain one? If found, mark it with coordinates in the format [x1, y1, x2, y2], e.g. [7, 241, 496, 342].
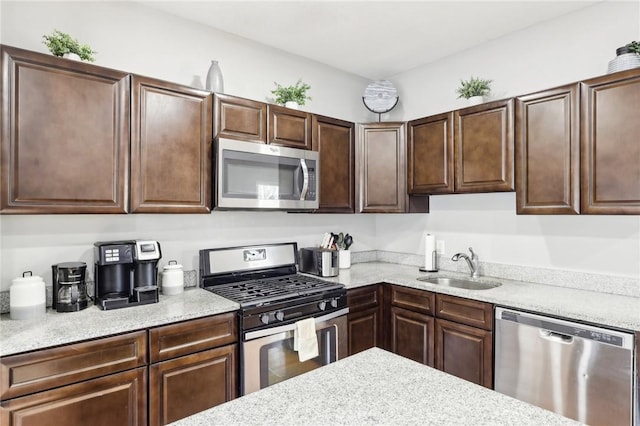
[244, 307, 349, 341]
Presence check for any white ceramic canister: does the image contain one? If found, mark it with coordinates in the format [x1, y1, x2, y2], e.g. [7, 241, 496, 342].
[10, 271, 46, 320]
[338, 249, 351, 269]
[161, 260, 184, 295]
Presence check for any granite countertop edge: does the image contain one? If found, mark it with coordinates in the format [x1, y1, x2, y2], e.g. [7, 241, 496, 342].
[2, 261, 638, 357]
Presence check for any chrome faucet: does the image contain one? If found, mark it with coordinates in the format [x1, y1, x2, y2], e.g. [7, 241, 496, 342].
[452, 247, 480, 278]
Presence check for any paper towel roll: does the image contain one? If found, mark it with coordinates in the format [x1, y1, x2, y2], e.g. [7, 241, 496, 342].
[424, 234, 436, 271]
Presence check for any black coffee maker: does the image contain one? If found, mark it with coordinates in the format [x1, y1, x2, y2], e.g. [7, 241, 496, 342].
[94, 240, 161, 310]
[52, 262, 89, 312]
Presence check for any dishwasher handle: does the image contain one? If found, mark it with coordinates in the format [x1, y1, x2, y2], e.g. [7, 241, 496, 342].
[539, 329, 574, 344]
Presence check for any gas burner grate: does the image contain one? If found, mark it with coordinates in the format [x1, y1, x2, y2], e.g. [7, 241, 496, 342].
[204, 274, 343, 306]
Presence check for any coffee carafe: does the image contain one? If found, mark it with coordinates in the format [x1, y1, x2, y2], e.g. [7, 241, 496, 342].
[52, 262, 89, 312]
[94, 240, 161, 310]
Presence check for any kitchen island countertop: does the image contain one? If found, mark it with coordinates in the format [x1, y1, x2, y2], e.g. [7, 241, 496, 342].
[168, 347, 582, 426]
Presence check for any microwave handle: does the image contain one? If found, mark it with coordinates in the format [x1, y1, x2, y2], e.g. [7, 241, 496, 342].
[299, 159, 309, 200]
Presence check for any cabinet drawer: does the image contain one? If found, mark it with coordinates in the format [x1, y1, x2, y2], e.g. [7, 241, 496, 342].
[435, 294, 493, 330]
[0, 331, 147, 400]
[390, 285, 435, 315]
[149, 313, 237, 363]
[347, 285, 381, 312]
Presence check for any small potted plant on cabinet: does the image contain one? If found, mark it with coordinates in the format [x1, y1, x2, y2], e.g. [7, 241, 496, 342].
[271, 79, 312, 109]
[42, 30, 97, 62]
[607, 41, 640, 73]
[455, 76, 492, 105]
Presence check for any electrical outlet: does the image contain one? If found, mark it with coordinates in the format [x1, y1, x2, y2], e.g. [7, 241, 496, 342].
[436, 240, 445, 255]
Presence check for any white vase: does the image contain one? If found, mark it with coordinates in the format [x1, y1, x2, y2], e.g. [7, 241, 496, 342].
[206, 60, 224, 93]
[468, 95, 484, 106]
[285, 101, 299, 110]
[63, 52, 81, 61]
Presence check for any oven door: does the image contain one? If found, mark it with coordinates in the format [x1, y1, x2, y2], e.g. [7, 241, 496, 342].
[242, 309, 348, 395]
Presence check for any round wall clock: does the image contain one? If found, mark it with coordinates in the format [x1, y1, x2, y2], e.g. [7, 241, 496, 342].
[362, 80, 399, 120]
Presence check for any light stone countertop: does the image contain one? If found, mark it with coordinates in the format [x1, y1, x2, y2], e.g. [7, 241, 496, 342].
[321, 262, 640, 332]
[168, 347, 582, 426]
[1, 261, 638, 357]
[0, 288, 239, 357]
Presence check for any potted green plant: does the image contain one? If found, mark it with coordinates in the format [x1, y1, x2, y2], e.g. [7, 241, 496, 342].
[42, 30, 97, 62]
[455, 76, 492, 105]
[607, 41, 640, 73]
[271, 79, 311, 109]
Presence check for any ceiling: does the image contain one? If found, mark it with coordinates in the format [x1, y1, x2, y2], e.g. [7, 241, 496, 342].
[139, 0, 601, 80]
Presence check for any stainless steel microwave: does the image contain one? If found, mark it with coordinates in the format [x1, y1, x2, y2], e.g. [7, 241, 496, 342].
[214, 138, 319, 210]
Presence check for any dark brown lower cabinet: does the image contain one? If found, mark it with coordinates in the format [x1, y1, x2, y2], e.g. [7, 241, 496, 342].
[386, 284, 494, 388]
[435, 318, 493, 388]
[347, 285, 383, 355]
[149, 344, 237, 426]
[0, 367, 147, 426]
[390, 306, 435, 366]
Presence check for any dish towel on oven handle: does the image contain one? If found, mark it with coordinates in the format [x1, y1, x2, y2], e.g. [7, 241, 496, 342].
[293, 317, 319, 362]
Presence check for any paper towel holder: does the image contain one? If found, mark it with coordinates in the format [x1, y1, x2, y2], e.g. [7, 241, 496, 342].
[419, 251, 439, 273]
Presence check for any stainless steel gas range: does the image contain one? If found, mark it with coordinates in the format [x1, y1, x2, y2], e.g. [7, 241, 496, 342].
[199, 242, 348, 395]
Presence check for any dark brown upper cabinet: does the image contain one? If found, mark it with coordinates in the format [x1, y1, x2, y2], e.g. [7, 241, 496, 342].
[357, 122, 429, 213]
[312, 115, 355, 213]
[357, 122, 407, 213]
[580, 69, 640, 214]
[454, 98, 515, 193]
[268, 104, 312, 149]
[407, 112, 454, 194]
[131, 75, 212, 213]
[515, 84, 580, 214]
[1, 45, 130, 214]
[214, 93, 267, 143]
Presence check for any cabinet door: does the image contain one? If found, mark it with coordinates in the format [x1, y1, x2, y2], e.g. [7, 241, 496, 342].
[347, 285, 383, 355]
[131, 75, 212, 213]
[348, 307, 381, 355]
[407, 112, 454, 194]
[581, 69, 640, 214]
[149, 344, 237, 426]
[312, 115, 355, 213]
[454, 99, 515, 193]
[516, 85, 580, 214]
[435, 319, 492, 389]
[268, 105, 312, 149]
[390, 306, 434, 366]
[214, 94, 267, 143]
[357, 122, 407, 213]
[0, 367, 147, 426]
[0, 45, 129, 213]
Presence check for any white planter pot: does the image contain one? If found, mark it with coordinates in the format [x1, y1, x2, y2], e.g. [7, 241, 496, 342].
[467, 96, 484, 106]
[285, 101, 299, 110]
[607, 53, 640, 74]
[63, 52, 81, 61]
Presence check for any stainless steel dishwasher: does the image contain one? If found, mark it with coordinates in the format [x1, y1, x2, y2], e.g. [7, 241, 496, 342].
[494, 307, 636, 426]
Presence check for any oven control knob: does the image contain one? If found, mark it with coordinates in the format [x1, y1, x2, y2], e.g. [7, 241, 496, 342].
[260, 314, 270, 325]
[318, 301, 327, 311]
[275, 311, 285, 321]
[330, 298, 338, 308]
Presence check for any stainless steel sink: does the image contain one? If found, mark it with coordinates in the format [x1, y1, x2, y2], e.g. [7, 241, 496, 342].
[416, 276, 502, 290]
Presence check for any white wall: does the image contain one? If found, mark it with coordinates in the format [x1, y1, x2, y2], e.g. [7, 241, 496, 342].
[0, 1, 372, 122]
[377, 1, 640, 279]
[1, 1, 639, 291]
